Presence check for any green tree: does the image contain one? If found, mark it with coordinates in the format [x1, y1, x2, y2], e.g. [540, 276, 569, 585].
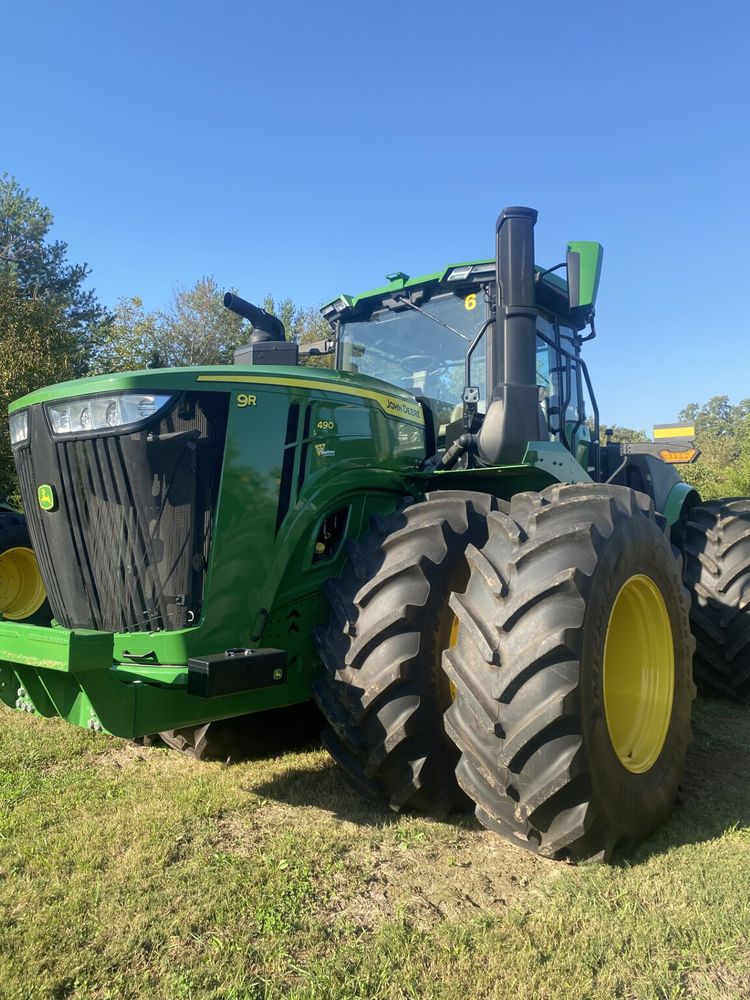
[262, 295, 333, 369]
[155, 277, 246, 367]
[677, 396, 750, 499]
[0, 174, 112, 374]
[725, 417, 750, 496]
[90, 296, 161, 374]
[0, 279, 80, 503]
[597, 424, 649, 444]
[92, 282, 242, 373]
[0, 175, 112, 501]
[94, 284, 335, 375]
[680, 396, 750, 439]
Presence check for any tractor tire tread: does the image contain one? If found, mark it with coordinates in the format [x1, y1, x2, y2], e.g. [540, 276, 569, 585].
[681, 497, 750, 701]
[313, 491, 497, 815]
[444, 483, 693, 861]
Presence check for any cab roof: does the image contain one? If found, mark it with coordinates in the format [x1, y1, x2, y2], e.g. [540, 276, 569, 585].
[321, 260, 574, 325]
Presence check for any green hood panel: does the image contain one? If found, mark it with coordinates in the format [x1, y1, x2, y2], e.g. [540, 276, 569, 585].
[8, 364, 422, 414]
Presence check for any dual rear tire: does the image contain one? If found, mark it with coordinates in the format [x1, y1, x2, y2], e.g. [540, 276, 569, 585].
[315, 484, 695, 860]
[313, 491, 497, 815]
[681, 498, 750, 702]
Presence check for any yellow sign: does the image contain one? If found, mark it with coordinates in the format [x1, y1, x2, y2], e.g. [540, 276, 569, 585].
[653, 424, 695, 440]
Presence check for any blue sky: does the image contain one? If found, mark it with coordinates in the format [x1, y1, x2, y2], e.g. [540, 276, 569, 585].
[3, 1, 748, 431]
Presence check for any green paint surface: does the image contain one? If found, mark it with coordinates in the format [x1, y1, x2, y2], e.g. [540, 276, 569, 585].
[567, 241, 604, 309]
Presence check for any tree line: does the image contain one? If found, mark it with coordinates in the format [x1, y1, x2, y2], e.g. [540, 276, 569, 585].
[0, 174, 744, 504]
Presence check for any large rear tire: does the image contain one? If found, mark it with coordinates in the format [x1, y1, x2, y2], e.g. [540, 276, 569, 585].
[313, 491, 497, 815]
[0, 513, 51, 625]
[682, 498, 750, 702]
[444, 484, 694, 861]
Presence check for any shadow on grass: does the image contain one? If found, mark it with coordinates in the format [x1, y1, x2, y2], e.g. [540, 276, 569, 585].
[151, 702, 325, 764]
[251, 696, 750, 855]
[250, 744, 482, 834]
[630, 695, 750, 861]
[245, 724, 487, 835]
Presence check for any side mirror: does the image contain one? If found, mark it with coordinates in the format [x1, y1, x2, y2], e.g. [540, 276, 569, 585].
[566, 241, 603, 311]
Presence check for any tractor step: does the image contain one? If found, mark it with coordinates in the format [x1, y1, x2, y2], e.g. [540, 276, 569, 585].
[187, 648, 288, 699]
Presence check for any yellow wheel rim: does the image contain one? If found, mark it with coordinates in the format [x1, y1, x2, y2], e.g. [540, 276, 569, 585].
[0, 547, 47, 621]
[603, 574, 674, 774]
[448, 614, 460, 702]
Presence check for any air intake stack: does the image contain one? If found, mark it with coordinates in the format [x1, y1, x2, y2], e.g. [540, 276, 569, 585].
[223, 293, 299, 366]
[474, 206, 541, 466]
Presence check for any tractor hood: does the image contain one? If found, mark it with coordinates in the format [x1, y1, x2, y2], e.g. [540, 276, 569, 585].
[8, 360, 426, 661]
[8, 365, 424, 422]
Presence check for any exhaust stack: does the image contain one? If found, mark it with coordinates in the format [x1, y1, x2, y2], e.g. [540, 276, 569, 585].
[223, 292, 299, 366]
[474, 206, 541, 466]
[223, 293, 286, 343]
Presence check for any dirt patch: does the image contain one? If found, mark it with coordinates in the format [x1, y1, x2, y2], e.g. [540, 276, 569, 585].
[214, 760, 559, 930]
[90, 733, 561, 929]
[331, 828, 557, 929]
[88, 740, 191, 774]
[686, 959, 750, 1000]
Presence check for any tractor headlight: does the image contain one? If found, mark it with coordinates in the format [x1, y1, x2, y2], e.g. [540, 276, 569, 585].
[46, 393, 174, 437]
[8, 410, 29, 447]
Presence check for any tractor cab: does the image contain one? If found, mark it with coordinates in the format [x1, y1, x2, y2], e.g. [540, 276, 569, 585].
[221, 209, 605, 479]
[321, 243, 600, 476]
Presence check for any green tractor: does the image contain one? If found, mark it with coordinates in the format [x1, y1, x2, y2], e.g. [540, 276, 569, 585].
[1, 206, 747, 861]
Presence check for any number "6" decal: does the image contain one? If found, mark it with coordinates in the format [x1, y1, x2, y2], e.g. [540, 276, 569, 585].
[464, 293, 477, 311]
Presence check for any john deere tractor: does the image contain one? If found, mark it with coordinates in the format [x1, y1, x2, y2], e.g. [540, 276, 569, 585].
[2, 206, 747, 861]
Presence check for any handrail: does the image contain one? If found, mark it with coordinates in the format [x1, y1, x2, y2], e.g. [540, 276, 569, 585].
[535, 329, 600, 481]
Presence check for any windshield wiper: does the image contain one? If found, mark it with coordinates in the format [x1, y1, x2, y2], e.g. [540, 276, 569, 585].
[394, 297, 470, 342]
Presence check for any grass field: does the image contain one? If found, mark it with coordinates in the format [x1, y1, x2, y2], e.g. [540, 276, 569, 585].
[0, 698, 749, 1000]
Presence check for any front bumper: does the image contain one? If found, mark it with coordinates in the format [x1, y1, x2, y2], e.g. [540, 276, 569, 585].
[0, 621, 295, 738]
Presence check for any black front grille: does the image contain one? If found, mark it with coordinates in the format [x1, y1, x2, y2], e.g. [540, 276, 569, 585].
[16, 392, 228, 633]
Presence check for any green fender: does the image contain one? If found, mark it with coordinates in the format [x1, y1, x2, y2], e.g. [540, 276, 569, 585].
[663, 480, 700, 526]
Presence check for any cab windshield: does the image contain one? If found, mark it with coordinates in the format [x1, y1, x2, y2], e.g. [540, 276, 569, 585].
[338, 292, 487, 424]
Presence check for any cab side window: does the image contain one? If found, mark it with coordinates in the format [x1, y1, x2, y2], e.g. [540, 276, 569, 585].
[535, 313, 587, 445]
[558, 322, 584, 425]
[536, 313, 559, 439]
